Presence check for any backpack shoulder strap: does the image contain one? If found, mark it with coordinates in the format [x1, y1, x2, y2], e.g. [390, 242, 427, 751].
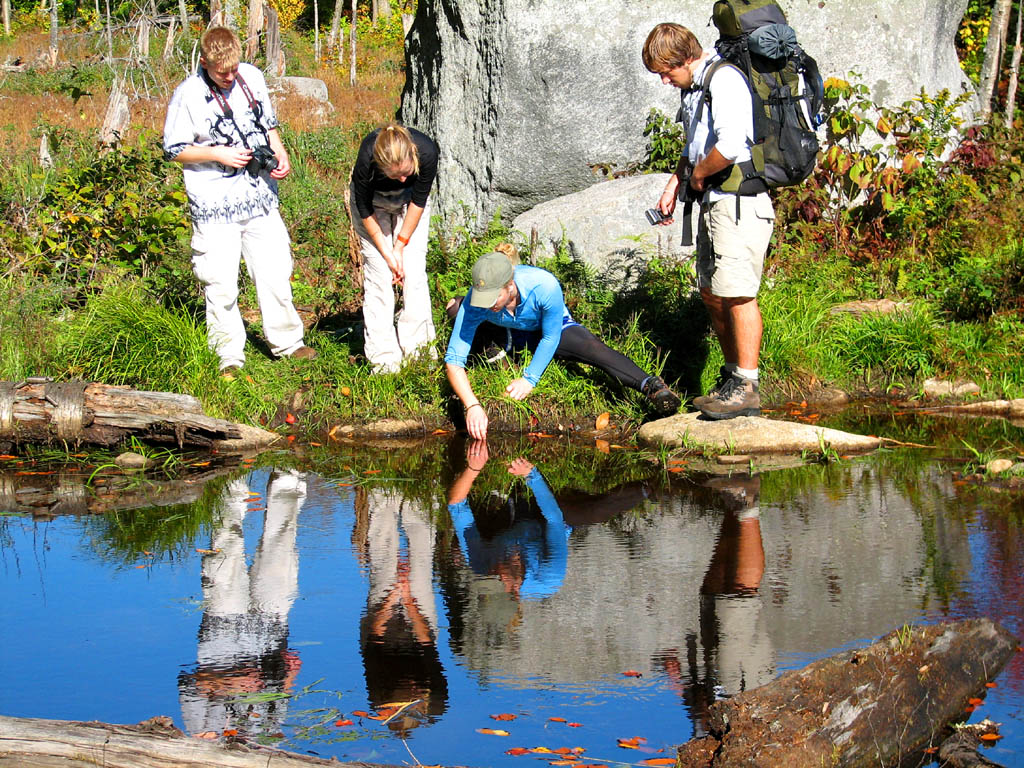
[694, 59, 747, 126]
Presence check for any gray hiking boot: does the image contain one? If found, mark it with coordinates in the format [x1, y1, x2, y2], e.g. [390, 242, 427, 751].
[693, 366, 731, 409]
[698, 375, 760, 420]
[642, 375, 682, 416]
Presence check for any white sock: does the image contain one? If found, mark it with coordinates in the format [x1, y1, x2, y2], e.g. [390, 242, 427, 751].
[735, 366, 758, 381]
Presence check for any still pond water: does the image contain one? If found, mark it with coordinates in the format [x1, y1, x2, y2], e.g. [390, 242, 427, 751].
[1, 410, 1023, 767]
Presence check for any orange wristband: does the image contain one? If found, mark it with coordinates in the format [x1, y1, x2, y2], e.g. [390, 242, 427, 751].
[396, 233, 410, 245]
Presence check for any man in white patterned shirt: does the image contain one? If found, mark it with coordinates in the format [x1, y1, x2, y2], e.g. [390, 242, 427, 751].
[163, 26, 315, 377]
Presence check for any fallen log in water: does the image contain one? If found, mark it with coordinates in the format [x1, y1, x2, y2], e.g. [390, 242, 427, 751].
[676, 618, 1017, 767]
[0, 714, 395, 768]
[0, 379, 277, 450]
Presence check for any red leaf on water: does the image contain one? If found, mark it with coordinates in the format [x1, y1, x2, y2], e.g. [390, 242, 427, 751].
[476, 728, 510, 736]
[622, 670, 643, 677]
[549, 717, 567, 722]
[640, 760, 677, 766]
[980, 733, 1002, 741]
[985, 682, 998, 688]
[223, 729, 238, 737]
[350, 710, 370, 717]
[968, 697, 983, 706]
[965, 705, 976, 713]
[567, 722, 582, 727]
[335, 719, 354, 727]
[553, 747, 572, 754]
[491, 713, 517, 721]
[505, 748, 531, 756]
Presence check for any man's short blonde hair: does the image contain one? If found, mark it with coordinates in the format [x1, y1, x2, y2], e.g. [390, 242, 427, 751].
[373, 122, 420, 176]
[642, 23, 702, 73]
[200, 26, 242, 70]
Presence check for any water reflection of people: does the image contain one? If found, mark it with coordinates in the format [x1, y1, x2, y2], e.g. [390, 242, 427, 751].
[447, 441, 571, 603]
[353, 487, 447, 728]
[178, 470, 305, 738]
[657, 473, 773, 731]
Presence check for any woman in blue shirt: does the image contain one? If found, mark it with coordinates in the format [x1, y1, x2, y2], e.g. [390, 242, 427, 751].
[445, 249, 680, 439]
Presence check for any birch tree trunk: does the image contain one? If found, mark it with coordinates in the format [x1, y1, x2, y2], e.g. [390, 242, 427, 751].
[48, 0, 59, 66]
[348, 0, 356, 86]
[313, 0, 320, 63]
[327, 0, 343, 54]
[372, 0, 389, 22]
[105, 0, 113, 59]
[163, 16, 177, 59]
[1006, 2, 1023, 128]
[177, 0, 188, 37]
[2, 0, 10, 38]
[978, 0, 1013, 123]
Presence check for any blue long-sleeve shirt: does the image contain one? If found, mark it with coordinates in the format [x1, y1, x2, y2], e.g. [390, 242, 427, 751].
[444, 265, 572, 386]
[448, 468, 570, 600]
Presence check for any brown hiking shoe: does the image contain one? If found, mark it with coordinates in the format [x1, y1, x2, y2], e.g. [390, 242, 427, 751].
[289, 345, 319, 361]
[699, 375, 760, 420]
[642, 375, 682, 416]
[693, 366, 731, 409]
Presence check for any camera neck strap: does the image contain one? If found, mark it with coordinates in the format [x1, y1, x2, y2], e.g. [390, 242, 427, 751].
[202, 68, 271, 149]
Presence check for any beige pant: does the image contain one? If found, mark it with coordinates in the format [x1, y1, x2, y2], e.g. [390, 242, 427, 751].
[353, 199, 436, 373]
[696, 193, 775, 298]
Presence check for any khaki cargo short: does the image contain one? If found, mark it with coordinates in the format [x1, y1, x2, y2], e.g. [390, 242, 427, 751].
[696, 193, 775, 298]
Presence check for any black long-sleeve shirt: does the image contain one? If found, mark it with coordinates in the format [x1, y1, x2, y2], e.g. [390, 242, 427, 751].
[351, 127, 438, 220]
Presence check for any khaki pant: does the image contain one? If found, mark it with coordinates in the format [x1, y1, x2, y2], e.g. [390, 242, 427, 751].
[696, 193, 775, 298]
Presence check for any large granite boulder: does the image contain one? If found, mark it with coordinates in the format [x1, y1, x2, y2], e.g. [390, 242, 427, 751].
[400, 0, 971, 224]
[512, 173, 696, 282]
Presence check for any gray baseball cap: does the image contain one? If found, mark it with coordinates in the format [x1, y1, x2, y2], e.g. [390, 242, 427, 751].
[469, 252, 514, 308]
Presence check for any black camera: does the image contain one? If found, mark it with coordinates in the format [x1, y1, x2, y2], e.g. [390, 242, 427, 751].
[645, 208, 669, 225]
[246, 145, 279, 177]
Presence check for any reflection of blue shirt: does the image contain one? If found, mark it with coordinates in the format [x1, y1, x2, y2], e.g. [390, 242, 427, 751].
[444, 265, 572, 386]
[448, 468, 570, 599]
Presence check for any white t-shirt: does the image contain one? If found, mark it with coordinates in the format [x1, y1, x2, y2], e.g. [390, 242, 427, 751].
[679, 53, 755, 203]
[163, 62, 281, 224]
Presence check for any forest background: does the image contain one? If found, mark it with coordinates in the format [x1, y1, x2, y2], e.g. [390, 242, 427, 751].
[0, 0, 1022, 437]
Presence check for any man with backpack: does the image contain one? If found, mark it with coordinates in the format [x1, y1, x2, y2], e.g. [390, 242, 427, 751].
[643, 21, 775, 420]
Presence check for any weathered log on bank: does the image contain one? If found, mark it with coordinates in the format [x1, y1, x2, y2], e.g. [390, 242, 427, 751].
[0, 714, 395, 768]
[0, 379, 277, 450]
[676, 618, 1017, 768]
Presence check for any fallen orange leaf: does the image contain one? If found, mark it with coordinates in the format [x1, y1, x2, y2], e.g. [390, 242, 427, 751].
[548, 717, 567, 722]
[335, 719, 354, 727]
[341, 386, 352, 396]
[968, 697, 983, 706]
[491, 713, 517, 721]
[364, 469, 382, 474]
[531, 747, 554, 753]
[985, 682, 998, 688]
[622, 670, 643, 677]
[553, 747, 572, 754]
[506, 747, 531, 756]
[310, 442, 322, 447]
[329, 425, 341, 438]
[640, 760, 676, 766]
[191, 461, 211, 467]
[595, 439, 610, 454]
[548, 761, 578, 766]
[923, 747, 938, 754]
[595, 412, 610, 430]
[667, 467, 686, 473]
[432, 428, 450, 435]
[195, 731, 218, 739]
[287, 435, 296, 443]
[477, 728, 510, 736]
[980, 733, 1002, 741]
[0, 455, 17, 459]
[195, 548, 220, 555]
[351, 710, 370, 717]
[223, 729, 238, 737]
[568, 722, 582, 727]
[135, 564, 148, 569]
[965, 705, 976, 713]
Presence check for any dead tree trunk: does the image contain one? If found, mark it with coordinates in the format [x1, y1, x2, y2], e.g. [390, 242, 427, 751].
[0, 715, 382, 768]
[675, 619, 1018, 768]
[266, 4, 285, 76]
[100, 76, 131, 147]
[0, 380, 263, 449]
[327, 0, 343, 56]
[244, 0, 263, 61]
[163, 17, 177, 59]
[313, 0, 320, 62]
[3, 0, 11, 37]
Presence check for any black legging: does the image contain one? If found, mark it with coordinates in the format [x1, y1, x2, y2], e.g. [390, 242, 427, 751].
[447, 296, 648, 391]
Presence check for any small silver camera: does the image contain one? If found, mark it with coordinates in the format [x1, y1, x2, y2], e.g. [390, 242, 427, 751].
[645, 208, 668, 225]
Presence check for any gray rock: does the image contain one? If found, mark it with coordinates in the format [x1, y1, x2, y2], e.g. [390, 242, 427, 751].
[511, 174, 696, 283]
[637, 412, 881, 454]
[268, 77, 333, 117]
[114, 451, 151, 470]
[401, 0, 971, 223]
[806, 387, 850, 407]
[363, 418, 424, 435]
[829, 299, 911, 316]
[923, 377, 982, 398]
